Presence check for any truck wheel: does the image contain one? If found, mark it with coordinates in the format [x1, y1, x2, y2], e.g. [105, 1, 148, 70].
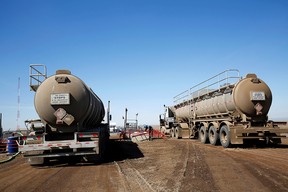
[209, 126, 219, 145]
[199, 126, 208, 144]
[175, 127, 181, 139]
[219, 125, 231, 148]
[170, 128, 175, 138]
[160, 126, 166, 134]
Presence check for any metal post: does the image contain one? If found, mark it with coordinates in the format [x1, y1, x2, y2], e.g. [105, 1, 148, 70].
[124, 108, 128, 131]
[0, 113, 2, 139]
[136, 113, 138, 130]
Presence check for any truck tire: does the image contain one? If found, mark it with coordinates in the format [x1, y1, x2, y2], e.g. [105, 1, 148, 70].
[199, 126, 208, 144]
[219, 125, 231, 148]
[160, 126, 166, 134]
[209, 126, 219, 145]
[170, 128, 175, 138]
[175, 127, 181, 139]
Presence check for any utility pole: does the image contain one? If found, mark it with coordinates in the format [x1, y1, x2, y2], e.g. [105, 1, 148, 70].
[16, 77, 20, 131]
[0, 113, 3, 138]
[124, 108, 128, 131]
[136, 113, 138, 130]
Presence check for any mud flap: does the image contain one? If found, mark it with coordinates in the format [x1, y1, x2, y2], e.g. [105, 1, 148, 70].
[179, 123, 190, 139]
[180, 129, 191, 139]
[26, 151, 47, 166]
[28, 157, 45, 165]
[230, 127, 243, 144]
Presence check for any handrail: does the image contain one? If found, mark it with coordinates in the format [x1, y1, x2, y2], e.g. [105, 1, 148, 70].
[174, 69, 240, 104]
[29, 64, 47, 91]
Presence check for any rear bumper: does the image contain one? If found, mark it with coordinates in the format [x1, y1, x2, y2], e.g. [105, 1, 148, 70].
[230, 127, 288, 144]
[17, 139, 100, 158]
[22, 151, 98, 158]
[18, 140, 99, 152]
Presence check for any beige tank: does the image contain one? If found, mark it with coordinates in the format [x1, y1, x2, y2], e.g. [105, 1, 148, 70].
[34, 70, 105, 132]
[233, 74, 272, 117]
[173, 74, 272, 121]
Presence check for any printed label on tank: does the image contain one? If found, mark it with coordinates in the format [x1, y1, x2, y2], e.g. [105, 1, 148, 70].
[251, 92, 265, 101]
[51, 93, 70, 105]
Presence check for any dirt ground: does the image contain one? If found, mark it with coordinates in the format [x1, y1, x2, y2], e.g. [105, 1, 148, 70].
[0, 138, 288, 192]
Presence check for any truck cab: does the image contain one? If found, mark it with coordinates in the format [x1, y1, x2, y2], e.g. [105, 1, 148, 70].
[160, 106, 175, 135]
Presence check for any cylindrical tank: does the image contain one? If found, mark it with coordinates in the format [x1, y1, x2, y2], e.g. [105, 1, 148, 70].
[34, 70, 105, 132]
[173, 74, 272, 121]
[233, 74, 272, 117]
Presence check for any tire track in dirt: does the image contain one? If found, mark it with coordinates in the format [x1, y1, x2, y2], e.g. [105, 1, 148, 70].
[172, 141, 189, 192]
[115, 160, 155, 192]
[195, 141, 288, 192]
[224, 148, 288, 191]
[177, 141, 218, 192]
[151, 140, 218, 192]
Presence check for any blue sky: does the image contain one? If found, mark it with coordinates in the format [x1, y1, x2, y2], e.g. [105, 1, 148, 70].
[0, 0, 288, 130]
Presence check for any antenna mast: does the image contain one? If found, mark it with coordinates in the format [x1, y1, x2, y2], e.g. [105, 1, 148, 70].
[17, 77, 20, 131]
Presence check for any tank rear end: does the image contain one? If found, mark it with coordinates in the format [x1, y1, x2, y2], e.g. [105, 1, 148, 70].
[233, 74, 272, 121]
[34, 70, 105, 132]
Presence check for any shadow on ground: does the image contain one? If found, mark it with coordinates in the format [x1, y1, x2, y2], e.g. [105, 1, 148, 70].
[234, 139, 288, 149]
[104, 140, 144, 163]
[33, 140, 144, 168]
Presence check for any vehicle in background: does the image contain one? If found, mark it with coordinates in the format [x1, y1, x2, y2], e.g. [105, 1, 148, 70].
[109, 122, 120, 133]
[160, 69, 288, 148]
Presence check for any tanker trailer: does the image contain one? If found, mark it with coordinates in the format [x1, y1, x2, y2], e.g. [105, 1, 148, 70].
[160, 69, 288, 148]
[18, 65, 109, 165]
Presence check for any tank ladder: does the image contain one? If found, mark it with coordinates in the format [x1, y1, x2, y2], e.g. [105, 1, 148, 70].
[29, 64, 47, 92]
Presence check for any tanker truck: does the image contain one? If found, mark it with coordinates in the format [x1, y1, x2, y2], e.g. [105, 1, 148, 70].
[18, 65, 109, 165]
[160, 69, 288, 148]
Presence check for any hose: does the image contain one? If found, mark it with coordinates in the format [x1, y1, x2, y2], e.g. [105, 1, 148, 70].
[0, 131, 24, 164]
[0, 152, 20, 164]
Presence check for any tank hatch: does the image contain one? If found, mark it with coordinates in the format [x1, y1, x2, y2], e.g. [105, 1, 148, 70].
[246, 74, 257, 78]
[56, 70, 71, 75]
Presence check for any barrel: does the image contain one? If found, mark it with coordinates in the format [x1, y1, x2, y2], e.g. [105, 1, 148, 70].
[7, 136, 18, 154]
